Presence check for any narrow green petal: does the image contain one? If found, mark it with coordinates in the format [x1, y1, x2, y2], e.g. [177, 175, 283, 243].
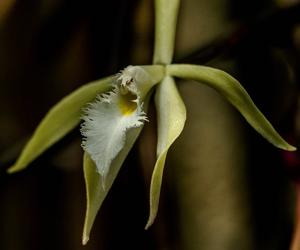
[153, 0, 180, 64]
[145, 76, 186, 229]
[8, 77, 112, 173]
[82, 112, 147, 245]
[167, 64, 296, 151]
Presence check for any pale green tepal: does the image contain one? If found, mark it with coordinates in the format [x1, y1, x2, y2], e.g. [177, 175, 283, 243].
[8, 0, 296, 246]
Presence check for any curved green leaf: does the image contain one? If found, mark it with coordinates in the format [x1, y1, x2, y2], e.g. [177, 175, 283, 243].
[167, 64, 296, 151]
[145, 76, 186, 229]
[153, 0, 180, 64]
[8, 77, 113, 173]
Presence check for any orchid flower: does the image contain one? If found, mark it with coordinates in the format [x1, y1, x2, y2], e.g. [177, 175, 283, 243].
[8, 0, 296, 245]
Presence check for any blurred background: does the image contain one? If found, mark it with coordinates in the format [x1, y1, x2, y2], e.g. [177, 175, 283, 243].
[0, 0, 299, 249]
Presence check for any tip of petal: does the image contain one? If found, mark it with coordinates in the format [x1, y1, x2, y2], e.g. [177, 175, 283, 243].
[284, 144, 297, 151]
[144, 214, 156, 230]
[144, 222, 151, 230]
[82, 235, 89, 245]
[7, 164, 20, 174]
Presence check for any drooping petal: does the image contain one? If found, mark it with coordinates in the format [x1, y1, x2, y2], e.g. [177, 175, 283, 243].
[81, 87, 147, 183]
[82, 96, 151, 245]
[145, 76, 186, 229]
[167, 64, 296, 151]
[81, 65, 165, 243]
[81, 65, 165, 183]
[8, 77, 112, 173]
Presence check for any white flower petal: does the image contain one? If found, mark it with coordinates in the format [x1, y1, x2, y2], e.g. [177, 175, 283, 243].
[81, 87, 147, 185]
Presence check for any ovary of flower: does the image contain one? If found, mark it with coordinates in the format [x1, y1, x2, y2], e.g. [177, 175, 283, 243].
[80, 66, 150, 187]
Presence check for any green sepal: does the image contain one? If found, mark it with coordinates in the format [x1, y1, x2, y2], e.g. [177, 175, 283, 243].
[167, 64, 296, 151]
[145, 76, 186, 229]
[153, 0, 180, 64]
[8, 77, 113, 173]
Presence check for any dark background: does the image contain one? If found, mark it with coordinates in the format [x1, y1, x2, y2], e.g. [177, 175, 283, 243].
[0, 0, 299, 249]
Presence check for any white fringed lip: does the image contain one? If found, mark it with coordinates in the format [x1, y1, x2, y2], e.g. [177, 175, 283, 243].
[80, 66, 150, 185]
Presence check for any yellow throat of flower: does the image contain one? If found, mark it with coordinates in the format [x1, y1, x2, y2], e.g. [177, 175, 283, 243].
[118, 91, 138, 116]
